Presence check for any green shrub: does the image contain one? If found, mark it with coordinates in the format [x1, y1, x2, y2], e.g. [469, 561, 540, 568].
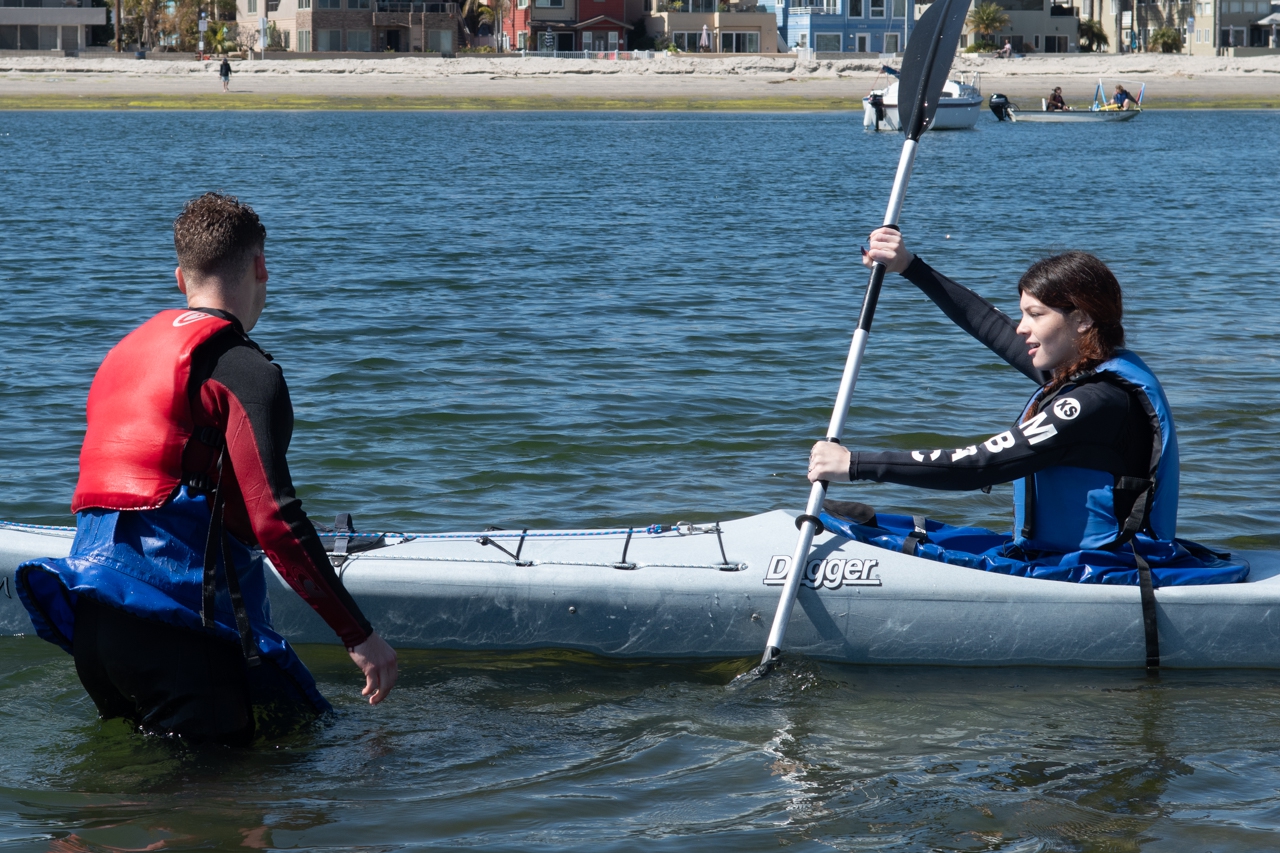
[1150, 26, 1182, 52]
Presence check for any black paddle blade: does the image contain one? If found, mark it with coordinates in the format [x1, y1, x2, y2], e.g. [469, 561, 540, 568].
[896, 0, 969, 139]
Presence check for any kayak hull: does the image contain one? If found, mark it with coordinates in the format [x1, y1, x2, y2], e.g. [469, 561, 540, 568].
[3, 511, 1278, 668]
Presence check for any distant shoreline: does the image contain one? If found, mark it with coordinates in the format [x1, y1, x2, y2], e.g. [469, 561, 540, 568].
[2, 53, 1278, 110]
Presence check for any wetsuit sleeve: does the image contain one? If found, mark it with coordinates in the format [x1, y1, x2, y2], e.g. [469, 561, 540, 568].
[198, 344, 374, 649]
[901, 256, 1050, 384]
[849, 380, 1134, 491]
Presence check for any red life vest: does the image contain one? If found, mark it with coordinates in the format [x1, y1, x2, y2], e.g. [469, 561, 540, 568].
[71, 309, 234, 513]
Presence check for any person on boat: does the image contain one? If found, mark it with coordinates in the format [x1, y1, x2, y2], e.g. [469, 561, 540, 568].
[1113, 84, 1139, 110]
[16, 193, 397, 745]
[1047, 86, 1067, 111]
[808, 227, 1176, 561]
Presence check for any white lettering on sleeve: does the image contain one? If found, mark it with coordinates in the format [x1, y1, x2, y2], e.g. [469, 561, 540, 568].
[951, 445, 978, 462]
[984, 430, 1016, 453]
[1019, 412, 1059, 445]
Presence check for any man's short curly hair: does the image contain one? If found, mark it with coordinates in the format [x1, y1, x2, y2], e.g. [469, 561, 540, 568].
[173, 193, 267, 281]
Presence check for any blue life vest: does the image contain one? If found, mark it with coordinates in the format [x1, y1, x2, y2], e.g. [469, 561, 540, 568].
[1012, 349, 1178, 553]
[16, 487, 331, 715]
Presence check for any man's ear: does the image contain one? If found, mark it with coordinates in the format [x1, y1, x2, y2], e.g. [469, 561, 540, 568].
[252, 252, 268, 283]
[175, 266, 188, 295]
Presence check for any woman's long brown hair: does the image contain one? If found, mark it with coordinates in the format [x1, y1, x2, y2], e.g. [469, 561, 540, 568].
[1018, 251, 1125, 414]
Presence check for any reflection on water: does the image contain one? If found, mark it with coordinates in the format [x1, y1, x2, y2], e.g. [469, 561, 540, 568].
[6, 639, 1280, 851]
[1, 110, 1280, 849]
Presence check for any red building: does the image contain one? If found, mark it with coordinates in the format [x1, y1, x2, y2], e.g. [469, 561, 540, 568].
[501, 0, 638, 51]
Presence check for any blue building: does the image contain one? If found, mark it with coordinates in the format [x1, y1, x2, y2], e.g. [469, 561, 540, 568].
[775, 0, 913, 53]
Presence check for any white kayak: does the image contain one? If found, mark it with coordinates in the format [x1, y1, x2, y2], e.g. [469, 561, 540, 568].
[2, 511, 1276, 669]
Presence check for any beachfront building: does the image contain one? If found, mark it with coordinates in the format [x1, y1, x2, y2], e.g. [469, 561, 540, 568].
[234, 0, 462, 52]
[775, 0, 912, 54]
[1081, 0, 1186, 52]
[955, 0, 1080, 53]
[643, 2, 778, 53]
[0, 0, 104, 54]
[1184, 0, 1279, 53]
[501, 0, 658, 51]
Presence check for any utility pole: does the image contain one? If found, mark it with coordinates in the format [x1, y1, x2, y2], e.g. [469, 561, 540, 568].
[114, 0, 122, 51]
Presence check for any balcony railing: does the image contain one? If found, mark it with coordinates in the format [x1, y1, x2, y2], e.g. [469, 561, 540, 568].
[374, 1, 458, 12]
[655, 2, 770, 11]
[788, 1, 839, 12]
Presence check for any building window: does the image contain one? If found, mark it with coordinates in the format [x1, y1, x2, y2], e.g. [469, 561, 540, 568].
[869, 0, 884, 16]
[814, 32, 841, 50]
[349, 0, 370, 8]
[517, 31, 526, 47]
[267, 0, 279, 10]
[298, 28, 311, 49]
[347, 28, 371, 49]
[855, 31, 867, 50]
[797, 32, 807, 46]
[319, 28, 342, 48]
[534, 0, 564, 7]
[247, 0, 257, 13]
[891, 0, 903, 15]
[719, 30, 759, 51]
[848, 0, 862, 14]
[673, 31, 711, 50]
[884, 31, 899, 50]
[518, 0, 528, 7]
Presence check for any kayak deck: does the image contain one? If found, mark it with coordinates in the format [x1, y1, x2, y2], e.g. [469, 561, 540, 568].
[3, 512, 1278, 669]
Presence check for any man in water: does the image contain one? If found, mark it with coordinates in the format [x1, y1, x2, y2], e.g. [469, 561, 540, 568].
[17, 193, 397, 745]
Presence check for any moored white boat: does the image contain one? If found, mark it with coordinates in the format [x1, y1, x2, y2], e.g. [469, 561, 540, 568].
[863, 73, 983, 131]
[4, 511, 1277, 669]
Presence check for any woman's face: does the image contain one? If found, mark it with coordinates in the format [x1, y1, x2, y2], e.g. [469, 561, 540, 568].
[1016, 292, 1093, 373]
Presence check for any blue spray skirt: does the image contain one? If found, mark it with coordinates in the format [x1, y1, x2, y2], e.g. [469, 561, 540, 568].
[820, 511, 1250, 587]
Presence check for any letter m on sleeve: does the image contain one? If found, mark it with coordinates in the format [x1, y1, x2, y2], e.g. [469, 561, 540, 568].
[1019, 412, 1058, 445]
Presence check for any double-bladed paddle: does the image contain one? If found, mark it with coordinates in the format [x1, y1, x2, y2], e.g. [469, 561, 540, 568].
[756, 0, 968, 674]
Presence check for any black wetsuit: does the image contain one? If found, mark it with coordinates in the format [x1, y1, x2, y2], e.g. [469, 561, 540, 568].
[846, 257, 1152, 491]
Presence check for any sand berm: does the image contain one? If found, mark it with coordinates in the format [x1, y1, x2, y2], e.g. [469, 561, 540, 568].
[2, 51, 1278, 109]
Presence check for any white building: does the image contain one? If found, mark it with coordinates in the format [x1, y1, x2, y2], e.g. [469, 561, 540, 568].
[0, 0, 105, 53]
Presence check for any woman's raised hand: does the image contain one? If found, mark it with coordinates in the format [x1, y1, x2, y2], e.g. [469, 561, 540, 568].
[862, 227, 915, 274]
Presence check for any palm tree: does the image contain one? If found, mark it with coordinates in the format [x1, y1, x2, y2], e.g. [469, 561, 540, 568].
[966, 1, 1009, 49]
[1150, 26, 1181, 52]
[1077, 17, 1108, 52]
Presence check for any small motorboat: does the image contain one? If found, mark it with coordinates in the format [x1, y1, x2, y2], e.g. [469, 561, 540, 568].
[864, 72, 983, 131]
[3, 509, 1274, 669]
[989, 80, 1144, 123]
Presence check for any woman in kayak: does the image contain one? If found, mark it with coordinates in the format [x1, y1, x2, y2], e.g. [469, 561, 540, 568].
[808, 227, 1177, 556]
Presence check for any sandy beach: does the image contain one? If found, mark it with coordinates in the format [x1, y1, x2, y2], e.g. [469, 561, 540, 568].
[2, 52, 1279, 108]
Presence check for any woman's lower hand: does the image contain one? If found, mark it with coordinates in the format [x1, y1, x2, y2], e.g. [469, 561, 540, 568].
[808, 441, 852, 483]
[862, 227, 915, 274]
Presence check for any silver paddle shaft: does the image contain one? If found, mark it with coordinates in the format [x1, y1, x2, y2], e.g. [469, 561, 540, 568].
[761, 138, 920, 666]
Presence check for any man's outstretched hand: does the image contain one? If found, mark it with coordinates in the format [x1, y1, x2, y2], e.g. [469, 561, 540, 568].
[349, 631, 398, 705]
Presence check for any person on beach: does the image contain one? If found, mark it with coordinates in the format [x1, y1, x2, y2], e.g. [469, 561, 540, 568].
[1047, 86, 1067, 111]
[219, 56, 231, 93]
[808, 228, 1180, 561]
[998, 40, 1013, 58]
[16, 193, 397, 745]
[1113, 84, 1139, 110]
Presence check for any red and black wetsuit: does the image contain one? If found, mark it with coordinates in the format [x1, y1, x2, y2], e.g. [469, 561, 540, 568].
[189, 309, 371, 649]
